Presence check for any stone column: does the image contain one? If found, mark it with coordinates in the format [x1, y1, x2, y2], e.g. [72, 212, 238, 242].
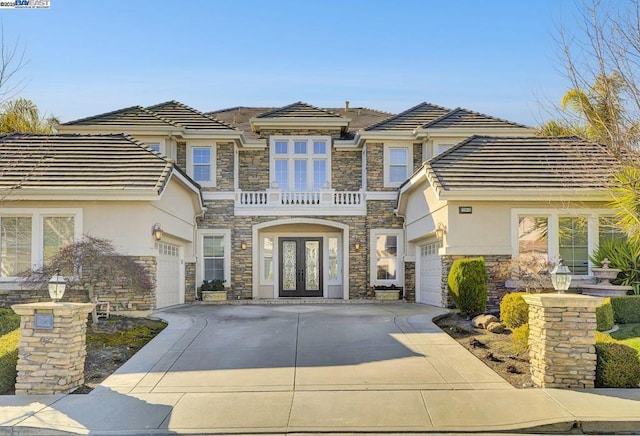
[523, 294, 603, 389]
[11, 302, 94, 395]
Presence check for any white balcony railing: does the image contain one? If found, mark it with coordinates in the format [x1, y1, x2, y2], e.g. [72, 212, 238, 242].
[235, 189, 364, 212]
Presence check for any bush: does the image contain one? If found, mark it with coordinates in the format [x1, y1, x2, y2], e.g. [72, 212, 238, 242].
[595, 341, 640, 388]
[0, 329, 19, 394]
[590, 238, 640, 293]
[596, 298, 615, 331]
[0, 309, 19, 336]
[511, 324, 529, 354]
[447, 257, 488, 317]
[611, 295, 640, 324]
[500, 292, 529, 329]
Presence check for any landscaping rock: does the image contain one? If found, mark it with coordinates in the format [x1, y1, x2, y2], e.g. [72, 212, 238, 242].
[472, 314, 499, 329]
[487, 321, 505, 333]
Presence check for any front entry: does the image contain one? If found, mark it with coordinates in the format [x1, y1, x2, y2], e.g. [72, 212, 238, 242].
[279, 237, 323, 297]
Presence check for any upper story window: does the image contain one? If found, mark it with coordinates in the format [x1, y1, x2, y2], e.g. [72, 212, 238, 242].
[270, 137, 331, 192]
[187, 143, 216, 187]
[384, 144, 412, 187]
[147, 143, 161, 153]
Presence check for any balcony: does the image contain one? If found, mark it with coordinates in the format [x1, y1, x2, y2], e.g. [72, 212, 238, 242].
[234, 188, 366, 216]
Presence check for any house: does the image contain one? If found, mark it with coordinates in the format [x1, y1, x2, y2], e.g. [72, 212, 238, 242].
[3, 98, 614, 311]
[0, 132, 203, 312]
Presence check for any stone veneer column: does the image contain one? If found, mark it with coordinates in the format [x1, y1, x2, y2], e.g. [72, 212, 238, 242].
[522, 294, 603, 389]
[11, 302, 94, 395]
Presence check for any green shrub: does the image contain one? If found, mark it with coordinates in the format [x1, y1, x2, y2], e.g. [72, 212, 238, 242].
[595, 331, 617, 343]
[500, 292, 529, 329]
[0, 309, 19, 336]
[590, 238, 640, 293]
[511, 324, 529, 354]
[0, 329, 19, 394]
[595, 341, 640, 388]
[447, 257, 488, 317]
[596, 298, 615, 332]
[611, 296, 640, 324]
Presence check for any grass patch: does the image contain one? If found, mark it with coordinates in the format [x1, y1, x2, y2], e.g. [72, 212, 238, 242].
[610, 323, 640, 354]
[86, 317, 166, 348]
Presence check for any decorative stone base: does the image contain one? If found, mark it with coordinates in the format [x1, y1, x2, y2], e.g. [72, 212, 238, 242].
[374, 290, 400, 301]
[11, 302, 94, 395]
[523, 294, 603, 389]
[201, 291, 227, 302]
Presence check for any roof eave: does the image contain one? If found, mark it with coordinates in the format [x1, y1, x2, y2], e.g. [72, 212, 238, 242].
[414, 127, 536, 138]
[396, 165, 429, 214]
[357, 130, 418, 142]
[0, 189, 163, 201]
[56, 124, 184, 137]
[437, 189, 611, 202]
[249, 117, 351, 132]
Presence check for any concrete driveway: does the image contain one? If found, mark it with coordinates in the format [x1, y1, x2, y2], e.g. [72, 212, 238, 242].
[7, 303, 640, 434]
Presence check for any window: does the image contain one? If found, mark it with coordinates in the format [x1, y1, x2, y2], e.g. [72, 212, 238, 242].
[263, 237, 273, 281]
[384, 144, 412, 187]
[200, 230, 230, 283]
[599, 216, 627, 243]
[43, 217, 74, 262]
[328, 236, 339, 281]
[270, 137, 331, 191]
[0, 209, 80, 278]
[147, 143, 161, 153]
[203, 235, 225, 281]
[436, 143, 454, 156]
[1, 217, 31, 277]
[559, 216, 589, 275]
[518, 216, 548, 262]
[370, 229, 403, 285]
[188, 144, 215, 186]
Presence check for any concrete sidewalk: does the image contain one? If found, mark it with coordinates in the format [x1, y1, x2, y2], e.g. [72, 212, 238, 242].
[1, 303, 639, 435]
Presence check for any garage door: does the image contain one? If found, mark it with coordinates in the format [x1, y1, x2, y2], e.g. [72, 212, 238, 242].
[419, 242, 442, 306]
[156, 242, 183, 308]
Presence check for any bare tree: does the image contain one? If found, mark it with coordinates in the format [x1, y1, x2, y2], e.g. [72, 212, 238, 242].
[0, 23, 27, 105]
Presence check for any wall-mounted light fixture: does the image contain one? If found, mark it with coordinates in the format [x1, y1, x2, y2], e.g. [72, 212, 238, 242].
[435, 223, 447, 240]
[152, 223, 163, 241]
[240, 240, 247, 250]
[354, 240, 361, 251]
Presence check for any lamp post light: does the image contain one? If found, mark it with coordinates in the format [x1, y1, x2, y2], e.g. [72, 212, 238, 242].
[48, 268, 67, 302]
[550, 259, 572, 293]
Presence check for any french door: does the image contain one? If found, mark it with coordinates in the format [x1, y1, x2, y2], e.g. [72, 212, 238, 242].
[279, 237, 323, 297]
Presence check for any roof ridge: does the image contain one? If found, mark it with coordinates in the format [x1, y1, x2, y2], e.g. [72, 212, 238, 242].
[256, 101, 343, 119]
[62, 105, 144, 126]
[364, 101, 452, 131]
[419, 107, 463, 129]
[138, 106, 180, 127]
[429, 107, 531, 129]
[147, 100, 238, 130]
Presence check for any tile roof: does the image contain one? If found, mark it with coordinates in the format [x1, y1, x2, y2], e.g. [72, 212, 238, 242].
[255, 102, 342, 118]
[145, 101, 237, 130]
[63, 106, 178, 127]
[0, 133, 174, 193]
[208, 105, 392, 139]
[427, 136, 618, 191]
[422, 108, 530, 129]
[365, 102, 451, 131]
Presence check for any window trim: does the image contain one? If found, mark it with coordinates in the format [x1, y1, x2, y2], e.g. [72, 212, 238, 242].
[198, 229, 230, 283]
[187, 142, 216, 187]
[370, 228, 404, 286]
[269, 136, 332, 191]
[383, 143, 412, 187]
[0, 208, 82, 280]
[511, 208, 611, 278]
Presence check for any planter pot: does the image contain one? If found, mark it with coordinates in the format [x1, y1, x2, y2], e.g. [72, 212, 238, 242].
[374, 290, 400, 301]
[201, 290, 227, 302]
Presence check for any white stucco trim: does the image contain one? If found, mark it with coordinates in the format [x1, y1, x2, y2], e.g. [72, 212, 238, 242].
[252, 218, 350, 300]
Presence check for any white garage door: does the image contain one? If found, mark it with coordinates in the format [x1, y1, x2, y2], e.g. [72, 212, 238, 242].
[156, 242, 183, 309]
[419, 242, 443, 306]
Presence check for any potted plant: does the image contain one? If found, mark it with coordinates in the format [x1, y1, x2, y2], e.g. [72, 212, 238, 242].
[373, 284, 402, 300]
[199, 279, 227, 302]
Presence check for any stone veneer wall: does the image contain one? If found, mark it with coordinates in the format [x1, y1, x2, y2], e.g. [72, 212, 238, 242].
[238, 148, 269, 191]
[413, 143, 422, 171]
[0, 256, 157, 312]
[404, 261, 416, 301]
[177, 142, 186, 169]
[332, 150, 362, 191]
[441, 254, 512, 312]
[214, 142, 235, 191]
[185, 261, 197, 303]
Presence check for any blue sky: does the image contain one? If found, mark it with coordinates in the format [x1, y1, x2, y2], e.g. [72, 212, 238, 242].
[0, 0, 582, 125]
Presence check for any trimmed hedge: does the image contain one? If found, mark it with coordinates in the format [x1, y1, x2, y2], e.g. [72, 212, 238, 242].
[611, 296, 640, 324]
[595, 340, 640, 388]
[596, 298, 615, 332]
[0, 309, 19, 336]
[447, 257, 488, 317]
[500, 292, 529, 329]
[0, 329, 19, 394]
[511, 324, 529, 354]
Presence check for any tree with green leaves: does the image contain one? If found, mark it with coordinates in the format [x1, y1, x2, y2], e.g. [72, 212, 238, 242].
[0, 98, 58, 134]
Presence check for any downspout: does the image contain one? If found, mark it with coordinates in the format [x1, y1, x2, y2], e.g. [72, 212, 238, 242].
[192, 207, 207, 300]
